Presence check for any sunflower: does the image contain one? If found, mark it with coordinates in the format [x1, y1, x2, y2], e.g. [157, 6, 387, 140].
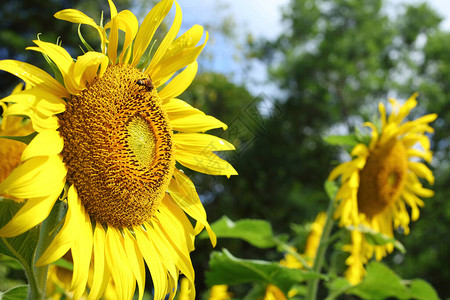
[0, 0, 237, 299]
[328, 93, 436, 284]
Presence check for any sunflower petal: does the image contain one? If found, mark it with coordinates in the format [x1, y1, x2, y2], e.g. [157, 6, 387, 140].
[174, 133, 235, 153]
[123, 230, 146, 300]
[408, 161, 434, 185]
[3, 103, 59, 132]
[158, 62, 198, 102]
[21, 131, 64, 161]
[1, 87, 65, 117]
[148, 1, 182, 70]
[169, 170, 216, 246]
[176, 150, 237, 177]
[0, 189, 61, 237]
[0, 155, 66, 199]
[0, 60, 68, 98]
[131, 0, 174, 67]
[88, 223, 110, 300]
[151, 31, 208, 86]
[170, 114, 227, 133]
[106, 227, 135, 300]
[36, 185, 79, 266]
[135, 226, 168, 300]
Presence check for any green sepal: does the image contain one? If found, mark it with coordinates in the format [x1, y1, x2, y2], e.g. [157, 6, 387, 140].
[78, 24, 95, 52]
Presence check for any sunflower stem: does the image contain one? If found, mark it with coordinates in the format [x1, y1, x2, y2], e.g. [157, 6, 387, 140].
[30, 201, 66, 300]
[305, 195, 335, 300]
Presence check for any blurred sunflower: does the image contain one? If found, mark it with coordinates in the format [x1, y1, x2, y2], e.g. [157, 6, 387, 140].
[177, 277, 231, 300]
[0, 0, 236, 299]
[328, 94, 436, 284]
[0, 84, 33, 187]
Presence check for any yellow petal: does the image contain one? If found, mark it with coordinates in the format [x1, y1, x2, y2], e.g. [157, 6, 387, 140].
[71, 191, 93, 299]
[21, 131, 64, 161]
[170, 169, 216, 246]
[173, 133, 235, 153]
[88, 223, 111, 300]
[151, 31, 208, 87]
[164, 98, 204, 117]
[27, 40, 73, 78]
[0, 60, 68, 98]
[107, 0, 118, 18]
[408, 161, 434, 185]
[36, 185, 79, 266]
[131, 0, 174, 67]
[176, 150, 237, 177]
[116, 11, 139, 63]
[1, 87, 65, 117]
[106, 227, 135, 300]
[123, 230, 146, 300]
[3, 103, 59, 132]
[135, 226, 168, 300]
[158, 62, 198, 102]
[72, 51, 109, 89]
[106, 16, 119, 64]
[157, 200, 195, 281]
[54, 9, 106, 50]
[170, 113, 227, 133]
[406, 148, 432, 163]
[0, 188, 61, 237]
[0, 155, 66, 199]
[54, 9, 98, 27]
[148, 1, 182, 71]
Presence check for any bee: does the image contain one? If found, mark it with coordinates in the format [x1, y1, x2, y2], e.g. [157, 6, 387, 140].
[136, 77, 154, 92]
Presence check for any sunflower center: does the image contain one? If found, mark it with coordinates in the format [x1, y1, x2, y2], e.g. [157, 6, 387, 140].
[357, 139, 408, 218]
[58, 64, 175, 228]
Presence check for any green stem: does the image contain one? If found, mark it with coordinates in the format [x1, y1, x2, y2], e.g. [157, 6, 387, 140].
[305, 197, 335, 300]
[30, 201, 66, 300]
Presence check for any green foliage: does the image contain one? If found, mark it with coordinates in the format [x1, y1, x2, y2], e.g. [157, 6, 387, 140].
[206, 249, 323, 295]
[342, 262, 439, 300]
[200, 216, 277, 248]
[0, 285, 28, 300]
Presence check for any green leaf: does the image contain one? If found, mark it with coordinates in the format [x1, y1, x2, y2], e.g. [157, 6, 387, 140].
[347, 262, 410, 299]
[323, 134, 359, 147]
[0, 198, 40, 279]
[0, 285, 28, 300]
[408, 279, 440, 300]
[0, 132, 37, 145]
[200, 216, 277, 248]
[206, 249, 324, 295]
[344, 262, 440, 300]
[348, 224, 406, 254]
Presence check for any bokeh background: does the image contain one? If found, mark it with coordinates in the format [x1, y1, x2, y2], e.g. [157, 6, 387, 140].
[1, 0, 449, 298]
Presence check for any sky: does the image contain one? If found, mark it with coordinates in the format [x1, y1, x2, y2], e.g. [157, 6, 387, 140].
[174, 0, 450, 97]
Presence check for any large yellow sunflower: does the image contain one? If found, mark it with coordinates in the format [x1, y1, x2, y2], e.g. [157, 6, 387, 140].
[0, 0, 237, 299]
[328, 94, 436, 284]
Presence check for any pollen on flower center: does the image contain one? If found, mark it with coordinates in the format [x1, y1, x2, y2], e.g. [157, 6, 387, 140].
[357, 139, 408, 218]
[127, 116, 157, 168]
[58, 64, 175, 228]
